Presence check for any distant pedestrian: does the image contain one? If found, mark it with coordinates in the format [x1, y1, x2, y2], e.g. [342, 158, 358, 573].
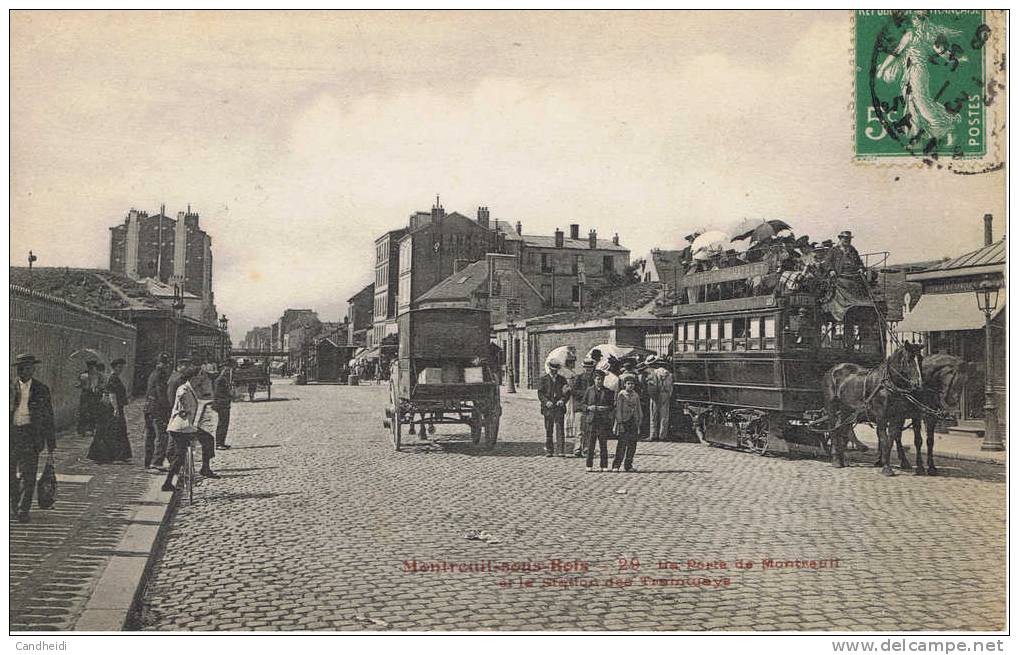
[144, 354, 171, 471]
[87, 363, 117, 463]
[538, 361, 569, 457]
[581, 369, 614, 472]
[10, 353, 56, 523]
[644, 356, 674, 442]
[76, 360, 101, 437]
[560, 351, 579, 452]
[212, 360, 235, 449]
[571, 358, 596, 457]
[611, 374, 643, 473]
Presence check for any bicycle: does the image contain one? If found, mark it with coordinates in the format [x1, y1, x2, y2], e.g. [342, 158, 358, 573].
[177, 435, 197, 505]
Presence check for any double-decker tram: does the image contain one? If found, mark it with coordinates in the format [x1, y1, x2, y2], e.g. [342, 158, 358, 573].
[663, 248, 888, 456]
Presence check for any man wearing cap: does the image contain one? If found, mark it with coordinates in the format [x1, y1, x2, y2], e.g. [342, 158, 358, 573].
[644, 356, 674, 442]
[10, 354, 55, 522]
[571, 358, 597, 457]
[144, 354, 172, 470]
[212, 359, 235, 449]
[825, 230, 865, 279]
[580, 369, 614, 471]
[537, 361, 569, 457]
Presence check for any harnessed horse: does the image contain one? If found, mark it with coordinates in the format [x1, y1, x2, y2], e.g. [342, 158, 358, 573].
[822, 342, 925, 475]
[883, 354, 969, 476]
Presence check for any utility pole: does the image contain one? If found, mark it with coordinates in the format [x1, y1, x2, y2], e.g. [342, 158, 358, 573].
[27, 251, 37, 289]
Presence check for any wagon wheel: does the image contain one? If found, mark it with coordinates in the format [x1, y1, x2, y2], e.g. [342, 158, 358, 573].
[748, 415, 770, 456]
[470, 408, 482, 445]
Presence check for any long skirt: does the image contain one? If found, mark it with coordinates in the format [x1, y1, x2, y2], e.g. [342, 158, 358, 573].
[87, 406, 116, 463]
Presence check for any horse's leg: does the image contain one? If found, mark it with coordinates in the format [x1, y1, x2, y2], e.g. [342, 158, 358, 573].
[893, 421, 911, 470]
[912, 411, 926, 475]
[925, 414, 938, 476]
[877, 420, 895, 477]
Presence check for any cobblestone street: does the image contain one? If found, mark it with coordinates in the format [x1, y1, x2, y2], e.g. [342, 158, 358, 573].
[136, 379, 1006, 632]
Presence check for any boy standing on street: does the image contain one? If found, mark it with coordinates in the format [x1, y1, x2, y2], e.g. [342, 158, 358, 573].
[580, 369, 614, 472]
[611, 374, 643, 473]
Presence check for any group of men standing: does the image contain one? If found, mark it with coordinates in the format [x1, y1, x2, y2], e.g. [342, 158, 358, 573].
[537, 351, 674, 473]
[143, 354, 235, 482]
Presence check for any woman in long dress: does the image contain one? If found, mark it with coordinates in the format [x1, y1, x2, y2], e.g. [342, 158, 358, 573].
[876, 11, 965, 146]
[106, 358, 133, 462]
[86, 364, 116, 463]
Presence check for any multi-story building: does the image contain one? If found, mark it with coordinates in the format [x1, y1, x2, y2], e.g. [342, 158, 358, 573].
[243, 326, 274, 351]
[396, 200, 506, 315]
[371, 228, 405, 349]
[109, 205, 217, 323]
[347, 283, 375, 348]
[506, 222, 630, 310]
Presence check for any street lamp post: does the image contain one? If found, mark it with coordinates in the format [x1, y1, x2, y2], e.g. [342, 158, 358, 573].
[975, 279, 1003, 451]
[171, 284, 186, 366]
[505, 322, 517, 394]
[219, 315, 229, 363]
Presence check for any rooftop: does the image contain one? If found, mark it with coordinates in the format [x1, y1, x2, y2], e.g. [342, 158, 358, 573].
[416, 260, 490, 303]
[515, 234, 628, 252]
[9, 267, 167, 311]
[926, 238, 1005, 272]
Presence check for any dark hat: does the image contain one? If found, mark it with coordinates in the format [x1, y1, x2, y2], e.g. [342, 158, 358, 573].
[581, 358, 596, 368]
[13, 353, 41, 367]
[593, 369, 607, 379]
[838, 230, 853, 239]
[111, 358, 126, 368]
[157, 352, 170, 364]
[619, 373, 637, 385]
[548, 361, 561, 369]
[85, 359, 99, 367]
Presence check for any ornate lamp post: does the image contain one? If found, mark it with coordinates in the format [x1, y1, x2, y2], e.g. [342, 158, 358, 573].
[505, 322, 517, 394]
[975, 279, 1003, 451]
[171, 284, 186, 366]
[219, 315, 229, 363]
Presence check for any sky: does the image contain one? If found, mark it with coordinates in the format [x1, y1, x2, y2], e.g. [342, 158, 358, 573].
[10, 10, 1006, 341]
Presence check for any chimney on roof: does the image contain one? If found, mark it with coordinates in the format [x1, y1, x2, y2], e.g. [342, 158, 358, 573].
[554, 228, 564, 249]
[477, 206, 490, 228]
[432, 195, 445, 223]
[515, 221, 522, 235]
[984, 213, 993, 246]
[589, 229, 597, 250]
[612, 233, 620, 246]
[569, 224, 580, 240]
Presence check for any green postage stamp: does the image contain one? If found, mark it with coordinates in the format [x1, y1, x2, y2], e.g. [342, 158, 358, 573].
[854, 10, 1004, 167]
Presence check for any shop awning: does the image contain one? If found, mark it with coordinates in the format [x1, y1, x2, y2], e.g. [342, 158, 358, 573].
[896, 291, 1005, 334]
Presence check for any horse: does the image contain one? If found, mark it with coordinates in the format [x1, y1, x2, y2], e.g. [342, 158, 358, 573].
[822, 342, 925, 475]
[882, 354, 969, 476]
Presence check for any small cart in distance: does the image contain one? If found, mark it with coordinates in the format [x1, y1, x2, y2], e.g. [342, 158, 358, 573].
[233, 358, 272, 401]
[382, 307, 501, 451]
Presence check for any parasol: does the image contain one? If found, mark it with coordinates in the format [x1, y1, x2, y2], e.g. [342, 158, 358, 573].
[732, 219, 794, 244]
[544, 345, 578, 377]
[69, 348, 110, 370]
[690, 230, 730, 258]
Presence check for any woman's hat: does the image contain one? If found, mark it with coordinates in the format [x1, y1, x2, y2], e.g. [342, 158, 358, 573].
[582, 358, 596, 369]
[111, 358, 126, 368]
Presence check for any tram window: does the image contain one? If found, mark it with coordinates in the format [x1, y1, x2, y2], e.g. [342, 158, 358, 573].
[711, 320, 722, 351]
[820, 321, 844, 349]
[703, 321, 713, 351]
[764, 317, 776, 350]
[681, 322, 692, 352]
[748, 318, 761, 350]
[732, 318, 749, 351]
[721, 319, 733, 351]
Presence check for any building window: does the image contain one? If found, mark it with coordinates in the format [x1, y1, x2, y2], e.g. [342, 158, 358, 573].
[572, 257, 579, 274]
[541, 253, 552, 273]
[541, 284, 552, 306]
[603, 256, 613, 273]
[571, 285, 580, 302]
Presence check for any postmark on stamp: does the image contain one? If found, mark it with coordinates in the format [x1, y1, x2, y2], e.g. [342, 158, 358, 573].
[854, 10, 1004, 170]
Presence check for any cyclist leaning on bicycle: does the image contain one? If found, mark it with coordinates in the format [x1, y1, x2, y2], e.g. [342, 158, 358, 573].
[163, 367, 220, 492]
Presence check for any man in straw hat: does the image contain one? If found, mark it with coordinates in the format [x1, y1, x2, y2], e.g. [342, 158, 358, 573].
[537, 361, 569, 457]
[10, 353, 55, 522]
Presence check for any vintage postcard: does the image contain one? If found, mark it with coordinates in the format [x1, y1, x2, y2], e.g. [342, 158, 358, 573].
[7, 9, 1008, 646]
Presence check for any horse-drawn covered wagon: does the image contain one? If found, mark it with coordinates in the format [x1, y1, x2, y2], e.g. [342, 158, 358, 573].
[382, 307, 501, 451]
[233, 357, 272, 401]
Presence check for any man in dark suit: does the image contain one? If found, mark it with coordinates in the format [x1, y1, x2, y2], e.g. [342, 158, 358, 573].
[825, 230, 865, 279]
[10, 353, 56, 523]
[538, 361, 569, 457]
[212, 360, 235, 449]
[144, 354, 171, 470]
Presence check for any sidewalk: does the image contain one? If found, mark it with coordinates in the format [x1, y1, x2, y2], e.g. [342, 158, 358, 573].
[9, 400, 174, 632]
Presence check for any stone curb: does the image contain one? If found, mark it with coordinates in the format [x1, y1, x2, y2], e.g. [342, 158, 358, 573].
[72, 475, 176, 631]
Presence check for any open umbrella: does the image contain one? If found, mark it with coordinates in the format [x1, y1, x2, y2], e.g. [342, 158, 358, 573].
[544, 345, 578, 377]
[690, 230, 730, 256]
[732, 219, 794, 244]
[69, 348, 110, 371]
